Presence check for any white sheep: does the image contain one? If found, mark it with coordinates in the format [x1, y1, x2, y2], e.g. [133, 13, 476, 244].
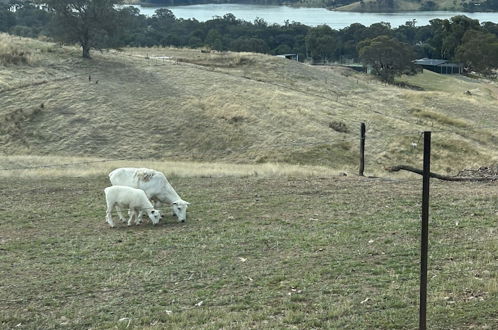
[109, 167, 190, 222]
[104, 185, 162, 228]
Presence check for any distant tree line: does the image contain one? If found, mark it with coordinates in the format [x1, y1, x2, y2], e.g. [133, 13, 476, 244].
[1, 0, 498, 79]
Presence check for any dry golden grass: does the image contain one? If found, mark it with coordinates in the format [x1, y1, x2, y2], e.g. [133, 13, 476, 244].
[0, 39, 31, 65]
[0, 155, 345, 178]
[410, 108, 470, 128]
[335, 0, 417, 11]
[0, 35, 497, 176]
[335, 0, 478, 11]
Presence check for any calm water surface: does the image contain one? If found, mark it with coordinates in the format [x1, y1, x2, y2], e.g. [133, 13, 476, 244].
[130, 4, 498, 28]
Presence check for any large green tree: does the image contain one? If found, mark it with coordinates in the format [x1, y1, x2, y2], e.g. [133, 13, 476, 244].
[37, 0, 122, 58]
[456, 30, 498, 76]
[427, 16, 480, 60]
[358, 35, 417, 83]
[0, 4, 16, 32]
[305, 25, 338, 63]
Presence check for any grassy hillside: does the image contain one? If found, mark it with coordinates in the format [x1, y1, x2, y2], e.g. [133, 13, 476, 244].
[1, 33, 497, 175]
[128, 0, 487, 11]
[334, 0, 484, 12]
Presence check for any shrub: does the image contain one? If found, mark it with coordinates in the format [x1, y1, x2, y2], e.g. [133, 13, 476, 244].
[0, 34, 31, 65]
[0, 36, 31, 65]
[329, 121, 349, 133]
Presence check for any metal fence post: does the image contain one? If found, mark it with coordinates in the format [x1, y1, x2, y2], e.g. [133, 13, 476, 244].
[419, 131, 431, 330]
[359, 123, 366, 176]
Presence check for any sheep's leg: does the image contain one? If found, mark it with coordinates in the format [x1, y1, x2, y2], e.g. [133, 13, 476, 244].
[106, 204, 115, 228]
[115, 206, 126, 223]
[127, 209, 136, 226]
[135, 210, 144, 225]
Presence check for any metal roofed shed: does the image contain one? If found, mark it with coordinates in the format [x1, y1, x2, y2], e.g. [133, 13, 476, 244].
[414, 58, 463, 74]
[276, 54, 299, 61]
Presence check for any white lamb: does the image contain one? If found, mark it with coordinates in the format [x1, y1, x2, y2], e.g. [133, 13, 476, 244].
[109, 167, 190, 222]
[104, 185, 162, 228]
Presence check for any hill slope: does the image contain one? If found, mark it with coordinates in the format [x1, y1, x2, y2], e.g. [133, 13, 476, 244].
[1, 33, 497, 174]
[130, 0, 486, 12]
[334, 0, 484, 12]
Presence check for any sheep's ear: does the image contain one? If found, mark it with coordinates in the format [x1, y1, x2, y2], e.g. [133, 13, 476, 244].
[151, 210, 155, 213]
[186, 202, 191, 205]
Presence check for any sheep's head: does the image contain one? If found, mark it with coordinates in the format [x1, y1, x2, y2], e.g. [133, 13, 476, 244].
[172, 200, 190, 222]
[147, 209, 162, 225]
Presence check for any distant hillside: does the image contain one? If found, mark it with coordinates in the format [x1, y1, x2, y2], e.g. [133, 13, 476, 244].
[333, 0, 488, 12]
[131, 0, 493, 11]
[1, 33, 497, 174]
[132, 0, 289, 5]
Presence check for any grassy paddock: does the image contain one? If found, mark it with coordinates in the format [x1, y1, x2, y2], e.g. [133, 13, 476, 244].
[0, 173, 496, 329]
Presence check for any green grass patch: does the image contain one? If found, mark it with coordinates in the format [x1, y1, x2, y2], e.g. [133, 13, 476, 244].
[398, 69, 482, 94]
[272, 141, 356, 167]
[0, 175, 496, 328]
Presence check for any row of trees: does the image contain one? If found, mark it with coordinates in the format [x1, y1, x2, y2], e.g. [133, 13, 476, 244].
[1, 1, 498, 80]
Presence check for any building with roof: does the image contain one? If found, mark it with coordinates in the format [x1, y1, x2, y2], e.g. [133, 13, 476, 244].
[414, 58, 463, 74]
[276, 54, 299, 61]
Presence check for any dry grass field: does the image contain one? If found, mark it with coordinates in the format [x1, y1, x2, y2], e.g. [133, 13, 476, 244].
[1, 33, 497, 176]
[0, 34, 497, 328]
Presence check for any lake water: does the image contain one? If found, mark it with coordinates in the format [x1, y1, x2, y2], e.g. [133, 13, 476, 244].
[129, 4, 498, 28]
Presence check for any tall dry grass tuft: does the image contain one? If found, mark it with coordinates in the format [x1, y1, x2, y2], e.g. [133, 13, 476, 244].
[176, 51, 256, 68]
[410, 108, 470, 128]
[0, 35, 32, 65]
[0, 155, 345, 178]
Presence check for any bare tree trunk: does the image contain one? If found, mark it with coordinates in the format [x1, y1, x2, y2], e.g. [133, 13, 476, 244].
[82, 44, 91, 58]
[81, 29, 91, 59]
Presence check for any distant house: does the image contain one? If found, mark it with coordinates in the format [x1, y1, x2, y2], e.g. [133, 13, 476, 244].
[342, 64, 367, 73]
[276, 54, 299, 61]
[414, 58, 463, 74]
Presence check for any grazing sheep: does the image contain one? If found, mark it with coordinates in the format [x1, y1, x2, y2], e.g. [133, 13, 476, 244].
[109, 168, 190, 222]
[104, 185, 162, 228]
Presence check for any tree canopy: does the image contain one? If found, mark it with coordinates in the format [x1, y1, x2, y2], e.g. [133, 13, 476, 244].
[37, 0, 122, 58]
[456, 30, 498, 75]
[2, 3, 498, 77]
[358, 35, 418, 83]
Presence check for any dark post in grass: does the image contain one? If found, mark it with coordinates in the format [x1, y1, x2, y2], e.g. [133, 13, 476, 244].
[359, 122, 366, 176]
[419, 131, 431, 330]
